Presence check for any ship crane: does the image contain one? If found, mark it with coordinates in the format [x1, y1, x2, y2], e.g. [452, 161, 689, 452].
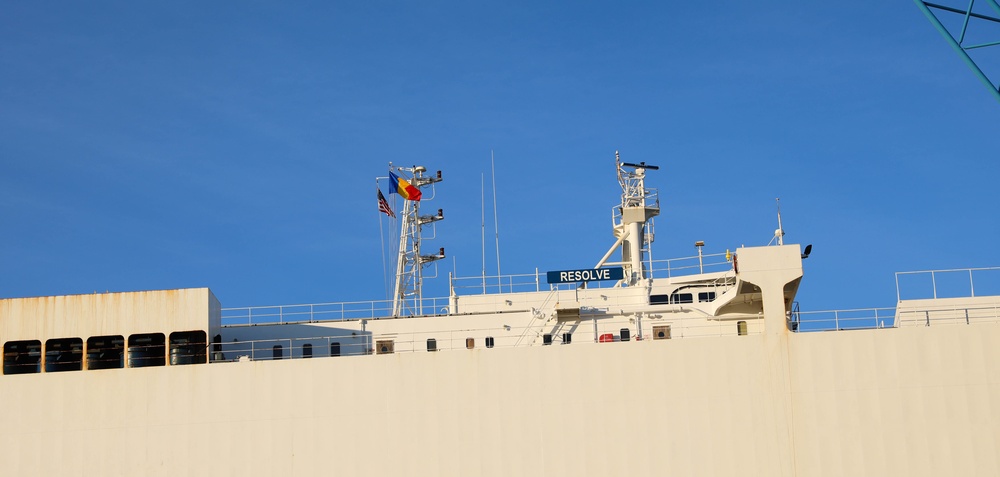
[389, 164, 444, 317]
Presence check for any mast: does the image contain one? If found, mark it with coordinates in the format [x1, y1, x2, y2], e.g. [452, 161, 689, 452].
[614, 152, 660, 285]
[390, 165, 444, 316]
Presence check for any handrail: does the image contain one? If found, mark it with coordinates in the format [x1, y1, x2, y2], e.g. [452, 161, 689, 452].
[793, 307, 897, 331]
[895, 266, 1000, 301]
[224, 251, 739, 326]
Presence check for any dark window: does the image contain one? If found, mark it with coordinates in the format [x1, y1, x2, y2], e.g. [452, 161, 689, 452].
[542, 334, 552, 345]
[330, 342, 341, 357]
[427, 338, 437, 352]
[3, 340, 41, 375]
[128, 333, 165, 368]
[649, 294, 670, 305]
[561, 333, 572, 344]
[211, 334, 224, 362]
[465, 338, 474, 349]
[272, 345, 283, 359]
[485, 336, 495, 348]
[737, 321, 748, 336]
[670, 293, 693, 304]
[169, 330, 207, 365]
[620, 328, 631, 341]
[45, 337, 83, 372]
[87, 335, 124, 370]
[698, 292, 716, 302]
[302, 343, 313, 358]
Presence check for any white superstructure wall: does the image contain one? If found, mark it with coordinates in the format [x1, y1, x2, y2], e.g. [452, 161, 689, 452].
[1, 322, 997, 476]
[0, 288, 221, 341]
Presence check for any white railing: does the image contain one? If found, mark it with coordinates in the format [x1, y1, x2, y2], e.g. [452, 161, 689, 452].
[896, 304, 1000, 327]
[224, 252, 740, 326]
[896, 266, 1000, 301]
[450, 270, 544, 295]
[647, 252, 733, 279]
[792, 307, 897, 332]
[221, 296, 451, 326]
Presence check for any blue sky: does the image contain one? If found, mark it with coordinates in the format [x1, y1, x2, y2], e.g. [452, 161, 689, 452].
[2, 1, 999, 312]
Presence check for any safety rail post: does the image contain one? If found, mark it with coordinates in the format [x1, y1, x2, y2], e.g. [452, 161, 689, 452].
[536, 268, 540, 292]
[834, 311, 839, 330]
[925, 311, 931, 327]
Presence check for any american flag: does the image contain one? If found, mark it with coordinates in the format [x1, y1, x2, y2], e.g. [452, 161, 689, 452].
[377, 188, 395, 218]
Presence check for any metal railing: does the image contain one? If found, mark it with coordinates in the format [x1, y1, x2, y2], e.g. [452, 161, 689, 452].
[792, 308, 897, 332]
[648, 252, 733, 279]
[224, 252, 739, 326]
[896, 304, 1000, 327]
[450, 270, 545, 295]
[221, 296, 451, 326]
[895, 266, 1000, 301]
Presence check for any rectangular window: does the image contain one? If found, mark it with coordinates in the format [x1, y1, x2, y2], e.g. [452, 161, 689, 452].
[169, 330, 207, 365]
[330, 342, 341, 357]
[485, 336, 495, 348]
[698, 292, 716, 302]
[45, 337, 83, 372]
[649, 294, 670, 305]
[3, 340, 41, 375]
[88, 335, 125, 370]
[670, 293, 693, 304]
[427, 338, 437, 352]
[302, 343, 313, 358]
[128, 333, 165, 368]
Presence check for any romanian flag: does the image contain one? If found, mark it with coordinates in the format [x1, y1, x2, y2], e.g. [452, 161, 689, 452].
[389, 172, 422, 201]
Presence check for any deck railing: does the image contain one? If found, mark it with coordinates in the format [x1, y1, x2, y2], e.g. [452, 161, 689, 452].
[792, 307, 897, 332]
[896, 304, 1000, 326]
[896, 266, 1000, 301]
[225, 252, 738, 326]
[221, 297, 451, 326]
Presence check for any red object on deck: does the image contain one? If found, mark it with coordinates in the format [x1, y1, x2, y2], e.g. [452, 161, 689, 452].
[599, 333, 614, 343]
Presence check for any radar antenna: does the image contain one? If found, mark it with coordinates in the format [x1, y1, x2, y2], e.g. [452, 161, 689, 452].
[613, 151, 660, 285]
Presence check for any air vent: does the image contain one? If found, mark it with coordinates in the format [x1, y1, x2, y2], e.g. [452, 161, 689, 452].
[652, 325, 671, 340]
[376, 340, 395, 355]
[555, 307, 581, 322]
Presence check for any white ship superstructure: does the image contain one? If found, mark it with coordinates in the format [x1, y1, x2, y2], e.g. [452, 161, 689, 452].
[1, 155, 998, 477]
